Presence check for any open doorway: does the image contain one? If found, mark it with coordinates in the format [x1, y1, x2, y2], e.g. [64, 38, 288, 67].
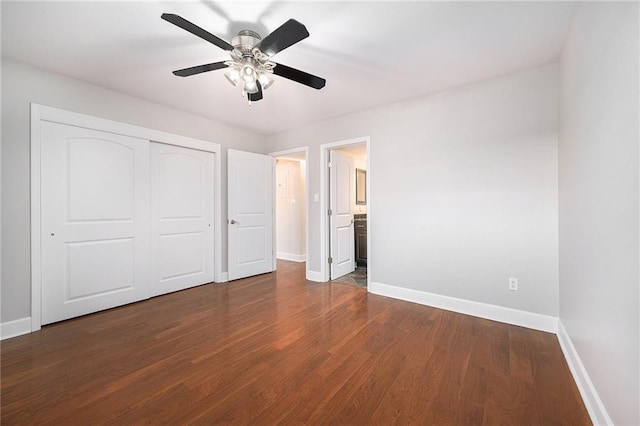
[320, 137, 370, 288]
[269, 147, 309, 275]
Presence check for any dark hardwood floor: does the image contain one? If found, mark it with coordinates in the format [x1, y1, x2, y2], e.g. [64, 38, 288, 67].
[1, 260, 590, 425]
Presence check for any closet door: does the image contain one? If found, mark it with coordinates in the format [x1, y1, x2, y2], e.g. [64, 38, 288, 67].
[150, 143, 214, 297]
[41, 122, 150, 325]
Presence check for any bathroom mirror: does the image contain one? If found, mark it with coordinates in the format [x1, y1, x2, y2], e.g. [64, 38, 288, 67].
[356, 168, 366, 205]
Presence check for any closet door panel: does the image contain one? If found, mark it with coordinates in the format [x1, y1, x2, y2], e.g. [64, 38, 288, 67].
[150, 143, 214, 296]
[41, 121, 150, 325]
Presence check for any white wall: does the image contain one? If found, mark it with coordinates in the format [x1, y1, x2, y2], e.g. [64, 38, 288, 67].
[558, 3, 639, 425]
[275, 159, 306, 260]
[1, 59, 267, 323]
[268, 64, 559, 317]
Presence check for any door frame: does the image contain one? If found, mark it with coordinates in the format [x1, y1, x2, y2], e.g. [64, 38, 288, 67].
[268, 147, 310, 275]
[30, 103, 223, 332]
[319, 137, 370, 283]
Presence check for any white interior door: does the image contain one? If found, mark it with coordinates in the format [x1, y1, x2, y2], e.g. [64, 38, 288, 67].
[150, 143, 214, 297]
[228, 149, 273, 280]
[330, 150, 355, 279]
[41, 121, 149, 325]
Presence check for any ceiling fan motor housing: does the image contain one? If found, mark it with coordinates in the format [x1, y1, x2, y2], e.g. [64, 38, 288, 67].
[230, 30, 272, 68]
[232, 30, 261, 54]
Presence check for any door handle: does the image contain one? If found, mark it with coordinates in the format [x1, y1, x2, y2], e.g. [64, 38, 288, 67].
[229, 219, 239, 225]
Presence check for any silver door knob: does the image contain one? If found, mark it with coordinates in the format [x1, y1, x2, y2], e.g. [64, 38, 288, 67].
[229, 219, 239, 225]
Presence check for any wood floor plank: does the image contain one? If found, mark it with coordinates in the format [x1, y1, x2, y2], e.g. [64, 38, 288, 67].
[1, 261, 590, 425]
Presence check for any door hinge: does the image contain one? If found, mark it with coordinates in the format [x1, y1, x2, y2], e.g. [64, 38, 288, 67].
[328, 257, 333, 264]
[328, 209, 332, 216]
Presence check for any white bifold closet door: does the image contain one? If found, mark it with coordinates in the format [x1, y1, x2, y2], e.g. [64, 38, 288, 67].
[40, 122, 215, 325]
[149, 143, 214, 297]
[41, 122, 150, 325]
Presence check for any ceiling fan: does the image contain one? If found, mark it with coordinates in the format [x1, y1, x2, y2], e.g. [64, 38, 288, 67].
[161, 13, 326, 103]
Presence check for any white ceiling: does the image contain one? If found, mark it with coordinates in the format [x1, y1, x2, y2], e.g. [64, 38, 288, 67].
[1, 1, 577, 135]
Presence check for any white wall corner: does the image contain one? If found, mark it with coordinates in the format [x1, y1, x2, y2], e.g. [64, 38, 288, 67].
[306, 269, 324, 282]
[368, 281, 559, 333]
[276, 252, 307, 262]
[216, 272, 229, 283]
[557, 321, 613, 426]
[1, 317, 32, 340]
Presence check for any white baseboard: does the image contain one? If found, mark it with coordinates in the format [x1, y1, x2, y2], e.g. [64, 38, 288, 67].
[557, 321, 612, 426]
[306, 269, 324, 282]
[1, 317, 32, 340]
[277, 252, 307, 262]
[369, 281, 558, 333]
[217, 272, 229, 283]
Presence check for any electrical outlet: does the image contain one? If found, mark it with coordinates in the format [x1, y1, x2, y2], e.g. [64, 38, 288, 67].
[508, 277, 518, 291]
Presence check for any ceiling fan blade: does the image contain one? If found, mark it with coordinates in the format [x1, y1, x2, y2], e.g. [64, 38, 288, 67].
[248, 81, 263, 102]
[173, 61, 228, 77]
[162, 13, 233, 51]
[272, 63, 326, 90]
[258, 19, 309, 57]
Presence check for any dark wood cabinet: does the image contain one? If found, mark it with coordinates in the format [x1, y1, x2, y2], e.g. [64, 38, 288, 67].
[354, 218, 367, 266]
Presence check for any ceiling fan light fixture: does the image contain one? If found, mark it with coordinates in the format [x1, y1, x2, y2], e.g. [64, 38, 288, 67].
[258, 73, 274, 90]
[224, 68, 240, 86]
[244, 80, 259, 94]
[242, 65, 255, 83]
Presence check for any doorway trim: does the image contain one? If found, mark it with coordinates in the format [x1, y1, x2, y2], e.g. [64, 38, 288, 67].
[268, 146, 310, 277]
[320, 136, 370, 284]
[30, 104, 223, 332]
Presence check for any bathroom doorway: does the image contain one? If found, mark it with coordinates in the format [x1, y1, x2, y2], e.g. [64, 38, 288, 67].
[320, 138, 369, 288]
